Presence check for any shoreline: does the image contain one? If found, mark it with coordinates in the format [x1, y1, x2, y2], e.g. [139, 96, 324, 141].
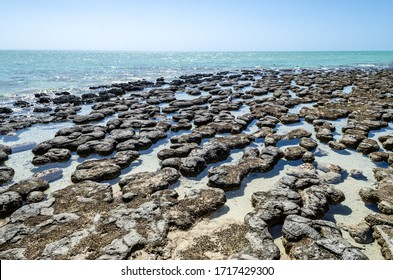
[1, 67, 393, 260]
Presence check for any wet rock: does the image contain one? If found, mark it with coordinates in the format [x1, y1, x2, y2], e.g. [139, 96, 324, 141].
[208, 147, 282, 190]
[340, 222, 373, 244]
[0, 167, 15, 185]
[168, 188, 226, 229]
[193, 125, 216, 138]
[264, 134, 283, 146]
[179, 156, 206, 177]
[282, 215, 368, 260]
[357, 139, 379, 155]
[0, 248, 27, 260]
[259, 146, 284, 166]
[318, 172, 342, 184]
[302, 151, 315, 163]
[170, 120, 192, 132]
[300, 137, 318, 151]
[77, 139, 117, 156]
[316, 163, 344, 184]
[194, 115, 213, 126]
[369, 152, 390, 162]
[172, 112, 194, 122]
[339, 133, 366, 149]
[161, 158, 181, 169]
[33, 126, 106, 155]
[0, 191, 23, 218]
[253, 127, 275, 139]
[13, 100, 30, 107]
[0, 107, 13, 114]
[42, 230, 90, 258]
[373, 168, 393, 181]
[116, 137, 152, 151]
[328, 141, 346, 150]
[170, 133, 202, 144]
[285, 128, 311, 140]
[207, 120, 244, 134]
[232, 212, 280, 260]
[349, 169, 367, 180]
[71, 159, 122, 183]
[316, 128, 334, 143]
[214, 134, 255, 149]
[243, 147, 260, 158]
[300, 185, 343, 218]
[189, 141, 230, 164]
[158, 143, 199, 160]
[139, 130, 167, 143]
[0, 144, 12, 161]
[359, 180, 393, 215]
[119, 167, 179, 201]
[113, 150, 139, 168]
[26, 191, 46, 204]
[32, 148, 72, 165]
[108, 129, 135, 142]
[365, 213, 393, 227]
[280, 114, 300, 124]
[53, 94, 81, 105]
[373, 225, 393, 260]
[0, 151, 9, 162]
[8, 178, 49, 199]
[32, 168, 63, 183]
[118, 118, 157, 129]
[317, 163, 343, 174]
[37, 95, 51, 103]
[250, 188, 302, 227]
[73, 113, 105, 124]
[283, 146, 307, 161]
[208, 157, 264, 190]
[379, 134, 393, 151]
[278, 166, 344, 219]
[33, 106, 52, 113]
[81, 93, 98, 103]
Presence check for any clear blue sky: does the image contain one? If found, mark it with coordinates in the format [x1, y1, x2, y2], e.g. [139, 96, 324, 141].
[0, 0, 392, 51]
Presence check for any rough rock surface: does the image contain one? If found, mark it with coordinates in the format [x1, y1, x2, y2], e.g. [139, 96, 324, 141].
[282, 215, 368, 260]
[0, 191, 23, 218]
[340, 222, 374, 244]
[119, 167, 180, 201]
[373, 225, 393, 260]
[357, 139, 380, 155]
[8, 178, 50, 199]
[33, 125, 106, 155]
[0, 144, 12, 162]
[283, 146, 308, 161]
[208, 146, 283, 190]
[32, 148, 72, 165]
[359, 169, 393, 214]
[3, 68, 393, 260]
[71, 159, 122, 183]
[0, 167, 15, 185]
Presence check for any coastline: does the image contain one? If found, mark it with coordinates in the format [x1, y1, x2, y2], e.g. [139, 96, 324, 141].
[1, 66, 393, 260]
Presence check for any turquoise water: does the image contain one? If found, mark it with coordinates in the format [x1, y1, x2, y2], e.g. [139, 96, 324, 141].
[1, 50, 393, 101]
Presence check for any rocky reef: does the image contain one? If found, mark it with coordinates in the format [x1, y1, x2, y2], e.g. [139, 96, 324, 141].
[1, 68, 393, 259]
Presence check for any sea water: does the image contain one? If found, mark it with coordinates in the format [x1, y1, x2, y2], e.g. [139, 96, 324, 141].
[1, 50, 393, 101]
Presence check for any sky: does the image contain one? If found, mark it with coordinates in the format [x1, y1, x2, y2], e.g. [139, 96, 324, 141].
[0, 0, 392, 51]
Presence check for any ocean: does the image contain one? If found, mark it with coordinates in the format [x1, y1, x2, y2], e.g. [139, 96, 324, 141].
[1, 50, 393, 102]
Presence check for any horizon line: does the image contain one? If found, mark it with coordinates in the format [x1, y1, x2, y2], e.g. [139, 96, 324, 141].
[1, 49, 393, 53]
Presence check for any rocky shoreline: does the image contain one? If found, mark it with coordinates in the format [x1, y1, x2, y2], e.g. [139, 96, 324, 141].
[1, 68, 393, 259]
